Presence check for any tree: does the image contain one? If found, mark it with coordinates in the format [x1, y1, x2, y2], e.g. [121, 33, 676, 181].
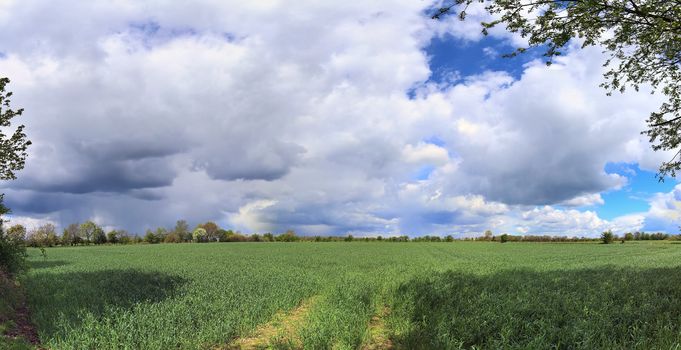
[28, 223, 58, 247]
[198, 221, 219, 241]
[144, 229, 160, 244]
[0, 78, 31, 181]
[118, 230, 132, 244]
[106, 230, 119, 244]
[62, 223, 79, 246]
[79, 221, 99, 244]
[0, 77, 31, 274]
[435, 1, 681, 178]
[277, 230, 299, 242]
[0, 223, 26, 274]
[216, 229, 232, 242]
[601, 230, 615, 244]
[192, 227, 207, 243]
[154, 227, 168, 242]
[500, 233, 509, 243]
[483, 230, 493, 241]
[173, 220, 191, 242]
[92, 226, 106, 245]
[6, 224, 26, 242]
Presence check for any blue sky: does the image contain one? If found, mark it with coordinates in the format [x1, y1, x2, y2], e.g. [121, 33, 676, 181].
[1, 1, 679, 236]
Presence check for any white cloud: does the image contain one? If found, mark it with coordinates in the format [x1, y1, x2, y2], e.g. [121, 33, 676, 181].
[561, 193, 605, 207]
[0, 1, 674, 236]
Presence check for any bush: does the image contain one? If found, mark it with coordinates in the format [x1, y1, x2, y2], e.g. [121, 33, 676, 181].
[144, 230, 161, 244]
[163, 232, 182, 243]
[500, 234, 509, 243]
[601, 230, 615, 244]
[192, 228, 207, 243]
[0, 223, 27, 274]
[277, 230, 299, 242]
[106, 230, 118, 244]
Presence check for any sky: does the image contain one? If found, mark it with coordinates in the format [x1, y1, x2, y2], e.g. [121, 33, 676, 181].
[0, 0, 680, 237]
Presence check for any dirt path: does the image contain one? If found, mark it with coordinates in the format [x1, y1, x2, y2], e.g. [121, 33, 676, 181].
[361, 306, 393, 350]
[223, 296, 319, 349]
[1, 270, 41, 346]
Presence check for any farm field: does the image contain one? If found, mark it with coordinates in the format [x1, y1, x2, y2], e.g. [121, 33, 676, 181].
[22, 242, 681, 349]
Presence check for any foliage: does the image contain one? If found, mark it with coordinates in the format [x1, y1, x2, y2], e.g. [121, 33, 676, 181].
[198, 221, 219, 242]
[93, 227, 106, 245]
[0, 78, 30, 275]
[78, 221, 99, 244]
[172, 220, 191, 242]
[0, 78, 31, 181]
[62, 223, 79, 246]
[192, 227, 207, 243]
[118, 231, 132, 245]
[27, 223, 58, 247]
[277, 230, 299, 242]
[0, 223, 26, 274]
[500, 233, 509, 243]
[106, 230, 118, 244]
[601, 230, 615, 244]
[435, 0, 681, 178]
[143, 229, 161, 244]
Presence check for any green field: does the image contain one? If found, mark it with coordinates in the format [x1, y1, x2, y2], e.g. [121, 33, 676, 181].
[22, 242, 681, 349]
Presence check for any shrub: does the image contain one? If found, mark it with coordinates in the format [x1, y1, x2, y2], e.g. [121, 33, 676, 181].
[93, 227, 107, 245]
[277, 230, 299, 242]
[0, 223, 27, 274]
[226, 233, 249, 242]
[27, 223, 58, 247]
[601, 230, 615, 244]
[118, 231, 132, 245]
[163, 232, 182, 243]
[192, 228, 207, 243]
[106, 230, 119, 244]
[62, 223, 79, 246]
[500, 234, 509, 243]
[144, 230, 160, 244]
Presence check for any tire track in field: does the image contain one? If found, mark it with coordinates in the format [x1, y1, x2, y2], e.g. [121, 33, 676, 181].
[361, 305, 393, 350]
[223, 296, 319, 349]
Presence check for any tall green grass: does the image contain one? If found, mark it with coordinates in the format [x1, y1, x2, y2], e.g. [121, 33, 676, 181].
[23, 242, 681, 349]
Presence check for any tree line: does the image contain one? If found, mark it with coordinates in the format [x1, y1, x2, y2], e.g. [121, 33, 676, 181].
[8, 221, 678, 247]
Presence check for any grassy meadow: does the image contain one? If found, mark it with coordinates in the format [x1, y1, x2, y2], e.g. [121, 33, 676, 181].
[21, 241, 681, 349]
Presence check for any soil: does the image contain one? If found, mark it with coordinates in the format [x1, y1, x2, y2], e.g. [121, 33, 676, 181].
[0, 269, 41, 346]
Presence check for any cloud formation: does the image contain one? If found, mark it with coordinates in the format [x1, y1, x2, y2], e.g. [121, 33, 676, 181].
[0, 0, 676, 236]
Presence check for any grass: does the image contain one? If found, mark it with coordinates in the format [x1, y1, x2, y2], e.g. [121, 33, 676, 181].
[20, 241, 681, 349]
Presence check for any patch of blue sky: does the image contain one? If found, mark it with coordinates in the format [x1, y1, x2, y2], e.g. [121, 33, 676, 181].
[595, 162, 678, 220]
[413, 165, 436, 181]
[407, 34, 542, 99]
[425, 34, 539, 83]
[0, 52, 6, 59]
[423, 135, 446, 147]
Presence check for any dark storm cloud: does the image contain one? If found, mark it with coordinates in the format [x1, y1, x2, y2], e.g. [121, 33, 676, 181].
[197, 140, 305, 181]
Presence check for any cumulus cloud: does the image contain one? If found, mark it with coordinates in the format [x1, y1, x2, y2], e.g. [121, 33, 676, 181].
[0, 1, 673, 235]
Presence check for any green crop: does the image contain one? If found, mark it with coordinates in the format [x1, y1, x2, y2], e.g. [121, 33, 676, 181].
[20, 241, 681, 349]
